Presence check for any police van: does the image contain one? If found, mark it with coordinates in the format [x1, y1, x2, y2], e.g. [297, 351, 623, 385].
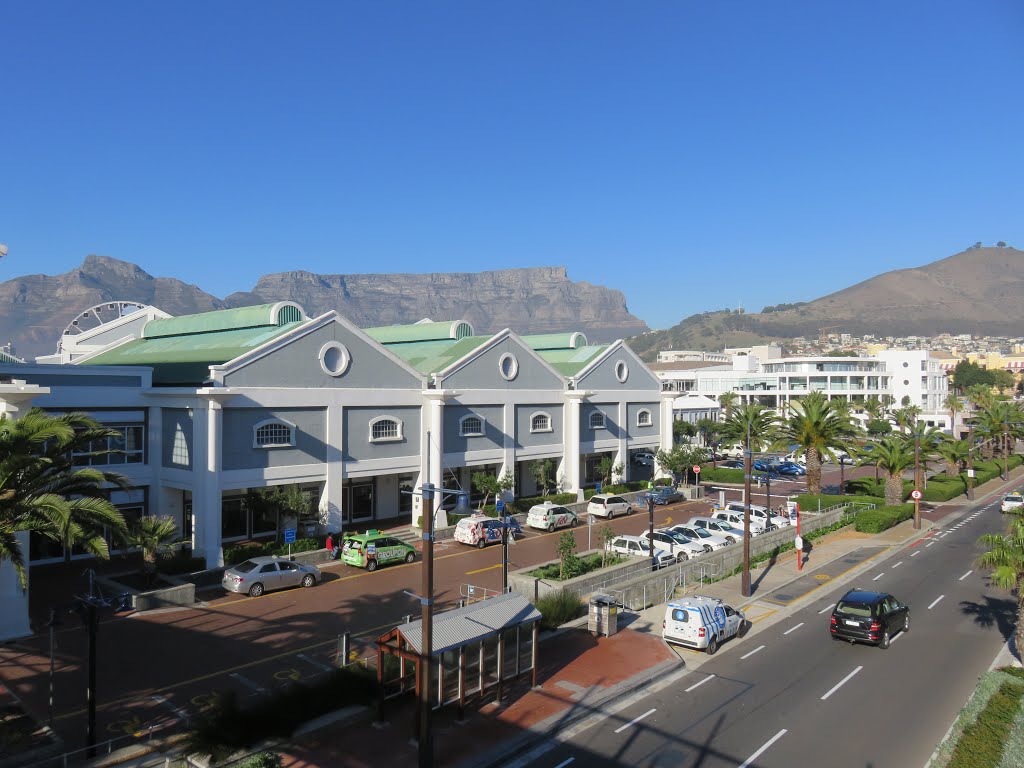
[662, 596, 745, 655]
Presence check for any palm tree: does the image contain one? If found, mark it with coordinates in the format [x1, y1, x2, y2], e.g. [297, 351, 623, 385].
[891, 405, 922, 433]
[976, 515, 1024, 660]
[935, 439, 969, 478]
[966, 383, 995, 411]
[904, 423, 947, 490]
[718, 391, 739, 419]
[863, 396, 884, 422]
[718, 403, 778, 460]
[972, 401, 1024, 473]
[944, 393, 964, 440]
[0, 409, 129, 582]
[773, 391, 859, 495]
[866, 437, 915, 506]
[121, 515, 181, 583]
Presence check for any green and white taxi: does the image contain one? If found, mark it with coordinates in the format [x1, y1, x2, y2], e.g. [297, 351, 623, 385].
[341, 530, 417, 571]
[526, 502, 578, 532]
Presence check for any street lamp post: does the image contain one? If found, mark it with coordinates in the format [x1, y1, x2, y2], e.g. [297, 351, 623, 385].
[417, 483, 435, 768]
[966, 424, 975, 501]
[742, 424, 752, 598]
[913, 435, 921, 530]
[647, 495, 656, 566]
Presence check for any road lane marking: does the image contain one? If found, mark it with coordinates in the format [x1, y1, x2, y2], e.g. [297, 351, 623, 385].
[911, 551, 920, 557]
[926, 541, 936, 547]
[741, 645, 765, 659]
[297, 653, 333, 672]
[554, 760, 575, 768]
[818, 603, 835, 614]
[821, 666, 863, 701]
[685, 674, 715, 692]
[614, 708, 656, 734]
[150, 694, 187, 721]
[959, 570, 973, 581]
[928, 595, 945, 610]
[738, 729, 787, 768]
[230, 673, 266, 694]
[892, 561, 904, 568]
[465, 564, 502, 575]
[872, 573, 884, 581]
[783, 623, 804, 635]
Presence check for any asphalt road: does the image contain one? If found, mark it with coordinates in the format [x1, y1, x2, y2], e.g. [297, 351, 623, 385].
[513, 496, 1011, 768]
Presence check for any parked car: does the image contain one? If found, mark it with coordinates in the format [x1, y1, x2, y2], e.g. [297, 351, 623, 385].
[782, 451, 807, 466]
[720, 443, 746, 459]
[648, 486, 683, 505]
[669, 523, 731, 551]
[716, 501, 787, 529]
[632, 451, 656, 467]
[606, 534, 677, 568]
[1000, 494, 1024, 513]
[830, 589, 909, 649]
[712, 509, 769, 535]
[717, 459, 745, 469]
[773, 461, 807, 476]
[526, 502, 578, 532]
[341, 531, 417, 571]
[222, 556, 322, 597]
[641, 529, 706, 560]
[453, 513, 522, 548]
[689, 516, 746, 543]
[662, 596, 745, 655]
[752, 458, 777, 472]
[587, 494, 634, 519]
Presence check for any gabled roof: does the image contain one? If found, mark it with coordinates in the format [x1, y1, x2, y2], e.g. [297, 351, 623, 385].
[385, 592, 541, 656]
[83, 303, 308, 385]
[383, 335, 493, 375]
[364, 320, 474, 345]
[536, 344, 608, 376]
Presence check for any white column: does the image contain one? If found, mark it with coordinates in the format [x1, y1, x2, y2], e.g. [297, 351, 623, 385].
[616, 401, 627, 482]
[500, 403, 516, 483]
[147, 405, 163, 514]
[321, 404, 345, 533]
[198, 396, 225, 568]
[418, 392, 448, 528]
[563, 392, 587, 493]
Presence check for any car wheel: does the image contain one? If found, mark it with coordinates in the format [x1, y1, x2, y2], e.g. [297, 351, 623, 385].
[727, 536, 736, 544]
[879, 631, 890, 649]
[301, 574, 316, 588]
[248, 583, 264, 597]
[405, 552, 416, 564]
[366, 559, 378, 572]
[706, 636, 719, 655]
[678, 552, 689, 561]
[571, 516, 579, 527]
[548, 523, 555, 532]
[477, 539, 486, 549]
[627, 505, 634, 516]
[704, 545, 713, 554]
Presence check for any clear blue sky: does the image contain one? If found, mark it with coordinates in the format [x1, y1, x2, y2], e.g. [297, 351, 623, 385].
[1, 1, 1021, 331]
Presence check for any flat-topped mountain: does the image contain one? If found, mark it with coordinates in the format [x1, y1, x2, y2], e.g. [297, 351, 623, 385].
[0, 256, 649, 360]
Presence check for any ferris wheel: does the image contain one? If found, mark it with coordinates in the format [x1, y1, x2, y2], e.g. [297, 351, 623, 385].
[57, 301, 149, 350]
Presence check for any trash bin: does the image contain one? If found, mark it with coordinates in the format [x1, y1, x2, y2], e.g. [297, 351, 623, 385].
[589, 595, 619, 637]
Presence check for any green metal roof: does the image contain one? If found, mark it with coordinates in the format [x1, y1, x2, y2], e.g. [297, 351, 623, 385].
[143, 303, 303, 339]
[522, 332, 588, 351]
[364, 320, 473, 344]
[86, 322, 305, 385]
[537, 345, 608, 376]
[383, 336, 492, 375]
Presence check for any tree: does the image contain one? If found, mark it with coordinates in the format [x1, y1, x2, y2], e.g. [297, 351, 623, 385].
[953, 361, 995, 393]
[530, 459, 557, 498]
[864, 437, 915, 506]
[656, 444, 705, 486]
[557, 530, 579, 580]
[695, 418, 720, 448]
[905, 423, 947, 489]
[0, 409, 130, 580]
[600, 524, 616, 567]
[718, 391, 739, 419]
[997, 241, 1008, 247]
[976, 514, 1024, 661]
[863, 396, 884, 422]
[943, 393, 964, 439]
[121, 515, 180, 583]
[992, 369, 1016, 395]
[866, 419, 892, 437]
[774, 392, 859, 495]
[673, 420, 697, 443]
[471, 469, 515, 510]
[935, 439, 969, 477]
[596, 457, 623, 487]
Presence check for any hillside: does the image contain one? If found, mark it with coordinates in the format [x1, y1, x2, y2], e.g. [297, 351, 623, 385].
[629, 245, 1024, 360]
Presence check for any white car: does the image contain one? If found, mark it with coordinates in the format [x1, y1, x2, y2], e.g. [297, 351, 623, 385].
[586, 494, 634, 519]
[633, 451, 656, 467]
[668, 523, 731, 551]
[1000, 494, 1024, 513]
[641, 529, 706, 561]
[662, 596, 745, 654]
[690, 516, 748, 543]
[606, 535, 677, 567]
[711, 510, 768, 536]
[525, 502, 578, 532]
[783, 451, 807, 466]
[717, 501, 789, 529]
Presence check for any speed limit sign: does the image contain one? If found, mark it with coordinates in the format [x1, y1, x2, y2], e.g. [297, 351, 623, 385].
[693, 465, 701, 474]
[911, 489, 922, 500]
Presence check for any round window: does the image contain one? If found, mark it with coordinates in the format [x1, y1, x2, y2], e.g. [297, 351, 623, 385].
[903, 379, 909, 386]
[499, 352, 519, 381]
[615, 360, 629, 383]
[903, 361, 909, 368]
[319, 342, 351, 377]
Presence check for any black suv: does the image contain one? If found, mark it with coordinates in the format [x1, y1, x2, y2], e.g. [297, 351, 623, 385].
[830, 589, 909, 649]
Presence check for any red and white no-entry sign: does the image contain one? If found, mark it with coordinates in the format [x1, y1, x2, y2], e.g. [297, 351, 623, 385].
[911, 489, 922, 500]
[693, 465, 701, 474]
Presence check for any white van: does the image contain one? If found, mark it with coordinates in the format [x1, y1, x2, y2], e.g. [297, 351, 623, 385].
[720, 443, 746, 459]
[662, 596, 745, 655]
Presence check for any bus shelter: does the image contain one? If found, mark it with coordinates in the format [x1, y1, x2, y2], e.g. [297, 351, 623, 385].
[376, 592, 541, 715]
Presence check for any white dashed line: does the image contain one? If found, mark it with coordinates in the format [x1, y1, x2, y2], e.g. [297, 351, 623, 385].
[685, 674, 715, 692]
[928, 595, 945, 610]
[892, 561, 904, 568]
[818, 603, 836, 614]
[614, 708, 656, 734]
[959, 570, 973, 581]
[926, 541, 936, 547]
[783, 623, 804, 635]
[738, 729, 788, 768]
[741, 645, 766, 659]
[872, 573, 884, 581]
[911, 551, 920, 557]
[554, 759, 575, 768]
[821, 666, 863, 701]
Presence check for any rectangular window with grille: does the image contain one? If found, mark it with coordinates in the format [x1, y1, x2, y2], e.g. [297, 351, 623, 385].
[255, 422, 294, 447]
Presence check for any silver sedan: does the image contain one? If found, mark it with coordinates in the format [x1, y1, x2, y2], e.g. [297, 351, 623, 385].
[222, 556, 322, 597]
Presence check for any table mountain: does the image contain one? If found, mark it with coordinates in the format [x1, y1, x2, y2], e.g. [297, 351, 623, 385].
[0, 256, 648, 361]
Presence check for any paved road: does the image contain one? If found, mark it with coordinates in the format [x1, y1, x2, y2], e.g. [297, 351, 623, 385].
[509, 495, 1010, 767]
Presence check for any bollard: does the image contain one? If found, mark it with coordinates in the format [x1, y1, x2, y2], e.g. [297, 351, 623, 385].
[405, 614, 413, 624]
[341, 632, 351, 667]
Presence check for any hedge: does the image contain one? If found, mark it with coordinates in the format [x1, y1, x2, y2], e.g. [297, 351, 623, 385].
[223, 538, 322, 566]
[853, 503, 915, 533]
[535, 588, 585, 631]
[527, 553, 626, 581]
[793, 493, 879, 512]
[930, 667, 1024, 768]
[947, 676, 1024, 768]
[699, 465, 744, 483]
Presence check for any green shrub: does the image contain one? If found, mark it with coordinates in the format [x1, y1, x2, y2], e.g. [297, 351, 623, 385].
[854, 504, 915, 533]
[223, 538, 322, 566]
[793, 493, 879, 512]
[528, 552, 625, 580]
[947, 679, 1024, 768]
[922, 479, 967, 502]
[699, 466, 744, 483]
[535, 588, 584, 631]
[234, 753, 283, 768]
[158, 551, 208, 575]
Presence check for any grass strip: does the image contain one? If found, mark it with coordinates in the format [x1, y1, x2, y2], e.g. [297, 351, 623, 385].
[946, 672, 1024, 768]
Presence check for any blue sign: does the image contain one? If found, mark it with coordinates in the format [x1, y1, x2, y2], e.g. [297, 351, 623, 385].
[596, 482, 602, 494]
[284, 528, 297, 544]
[496, 499, 504, 512]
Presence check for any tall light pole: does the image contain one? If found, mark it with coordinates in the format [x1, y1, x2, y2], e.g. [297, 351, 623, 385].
[913, 435, 921, 529]
[46, 609, 62, 728]
[742, 421, 752, 597]
[647, 495, 656, 566]
[417, 484, 435, 768]
[966, 423, 975, 501]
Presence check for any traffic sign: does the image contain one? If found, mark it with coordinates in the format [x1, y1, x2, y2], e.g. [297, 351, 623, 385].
[496, 499, 504, 512]
[911, 489, 922, 500]
[284, 528, 297, 544]
[693, 465, 701, 474]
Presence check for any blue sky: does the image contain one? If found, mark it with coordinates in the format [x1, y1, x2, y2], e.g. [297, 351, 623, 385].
[1, 2, 1021, 331]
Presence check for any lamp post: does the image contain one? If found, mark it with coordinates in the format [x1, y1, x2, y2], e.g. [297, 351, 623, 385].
[913, 435, 921, 529]
[966, 424, 975, 501]
[742, 423, 752, 598]
[416, 483, 435, 768]
[647, 495, 656, 566]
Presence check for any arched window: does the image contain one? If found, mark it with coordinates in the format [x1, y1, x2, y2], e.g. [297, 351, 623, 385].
[369, 416, 403, 443]
[171, 424, 190, 465]
[589, 412, 606, 429]
[254, 419, 296, 448]
[459, 415, 484, 437]
[530, 412, 552, 433]
[637, 409, 653, 427]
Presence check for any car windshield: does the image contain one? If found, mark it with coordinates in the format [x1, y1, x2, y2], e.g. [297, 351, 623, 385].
[234, 560, 259, 573]
[836, 600, 873, 617]
[343, 540, 362, 552]
[716, 521, 737, 531]
[1007, 496, 1023, 503]
[688, 528, 711, 538]
[663, 531, 689, 544]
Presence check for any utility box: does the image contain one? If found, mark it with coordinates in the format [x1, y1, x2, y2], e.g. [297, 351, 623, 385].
[589, 595, 619, 637]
